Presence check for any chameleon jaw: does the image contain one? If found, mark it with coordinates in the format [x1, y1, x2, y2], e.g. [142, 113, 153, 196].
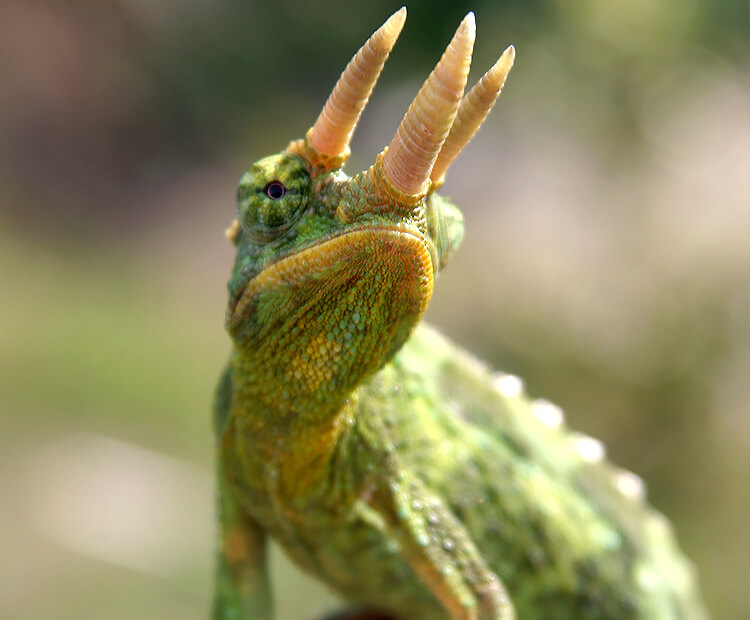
[227, 225, 435, 411]
[228, 224, 434, 331]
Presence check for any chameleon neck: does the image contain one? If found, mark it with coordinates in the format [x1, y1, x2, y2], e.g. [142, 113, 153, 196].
[229, 344, 354, 430]
[228, 349, 357, 500]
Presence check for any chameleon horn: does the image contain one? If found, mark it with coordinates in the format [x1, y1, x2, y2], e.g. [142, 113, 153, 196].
[430, 45, 515, 187]
[380, 12, 475, 200]
[306, 7, 407, 163]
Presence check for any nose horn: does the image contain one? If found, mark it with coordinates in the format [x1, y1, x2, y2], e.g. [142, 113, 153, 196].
[379, 13, 476, 201]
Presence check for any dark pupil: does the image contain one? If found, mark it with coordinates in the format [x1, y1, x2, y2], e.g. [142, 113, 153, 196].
[266, 181, 286, 200]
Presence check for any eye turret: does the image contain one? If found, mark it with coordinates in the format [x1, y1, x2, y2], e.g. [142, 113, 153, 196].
[237, 153, 311, 242]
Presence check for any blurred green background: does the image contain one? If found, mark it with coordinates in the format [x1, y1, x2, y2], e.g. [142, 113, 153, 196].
[1, 0, 747, 618]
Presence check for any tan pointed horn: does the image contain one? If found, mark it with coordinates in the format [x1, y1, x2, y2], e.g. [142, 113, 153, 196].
[380, 12, 476, 199]
[306, 8, 406, 163]
[430, 45, 515, 186]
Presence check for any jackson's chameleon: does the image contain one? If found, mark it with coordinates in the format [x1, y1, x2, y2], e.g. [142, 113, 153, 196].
[212, 9, 706, 620]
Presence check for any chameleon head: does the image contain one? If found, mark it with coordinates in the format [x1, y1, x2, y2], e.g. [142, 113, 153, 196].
[225, 9, 514, 411]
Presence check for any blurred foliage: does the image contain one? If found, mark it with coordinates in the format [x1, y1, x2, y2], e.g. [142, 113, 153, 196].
[1, 0, 748, 619]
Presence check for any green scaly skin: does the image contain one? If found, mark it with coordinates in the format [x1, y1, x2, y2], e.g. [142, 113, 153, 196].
[211, 46, 707, 620]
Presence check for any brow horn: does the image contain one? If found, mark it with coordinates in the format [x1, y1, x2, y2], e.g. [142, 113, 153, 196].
[379, 13, 475, 200]
[305, 8, 406, 165]
[430, 45, 515, 187]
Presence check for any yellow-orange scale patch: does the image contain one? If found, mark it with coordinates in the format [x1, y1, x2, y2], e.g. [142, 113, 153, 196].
[229, 226, 434, 413]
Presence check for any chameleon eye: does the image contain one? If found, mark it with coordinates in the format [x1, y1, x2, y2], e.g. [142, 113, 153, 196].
[237, 154, 310, 242]
[265, 181, 286, 200]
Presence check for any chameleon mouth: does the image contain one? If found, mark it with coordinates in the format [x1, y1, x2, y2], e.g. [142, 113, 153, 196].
[229, 224, 434, 329]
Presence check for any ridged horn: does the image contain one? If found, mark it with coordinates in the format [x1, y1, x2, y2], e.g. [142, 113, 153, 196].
[307, 7, 406, 160]
[430, 45, 515, 186]
[380, 12, 476, 198]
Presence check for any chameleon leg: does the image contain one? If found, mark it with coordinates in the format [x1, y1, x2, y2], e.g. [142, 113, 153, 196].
[212, 468, 272, 620]
[372, 474, 515, 620]
[212, 365, 271, 618]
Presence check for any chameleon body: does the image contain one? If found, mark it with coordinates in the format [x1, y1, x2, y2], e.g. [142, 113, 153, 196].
[213, 10, 706, 620]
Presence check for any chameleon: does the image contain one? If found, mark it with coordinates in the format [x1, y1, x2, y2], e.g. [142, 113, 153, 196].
[212, 8, 707, 620]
